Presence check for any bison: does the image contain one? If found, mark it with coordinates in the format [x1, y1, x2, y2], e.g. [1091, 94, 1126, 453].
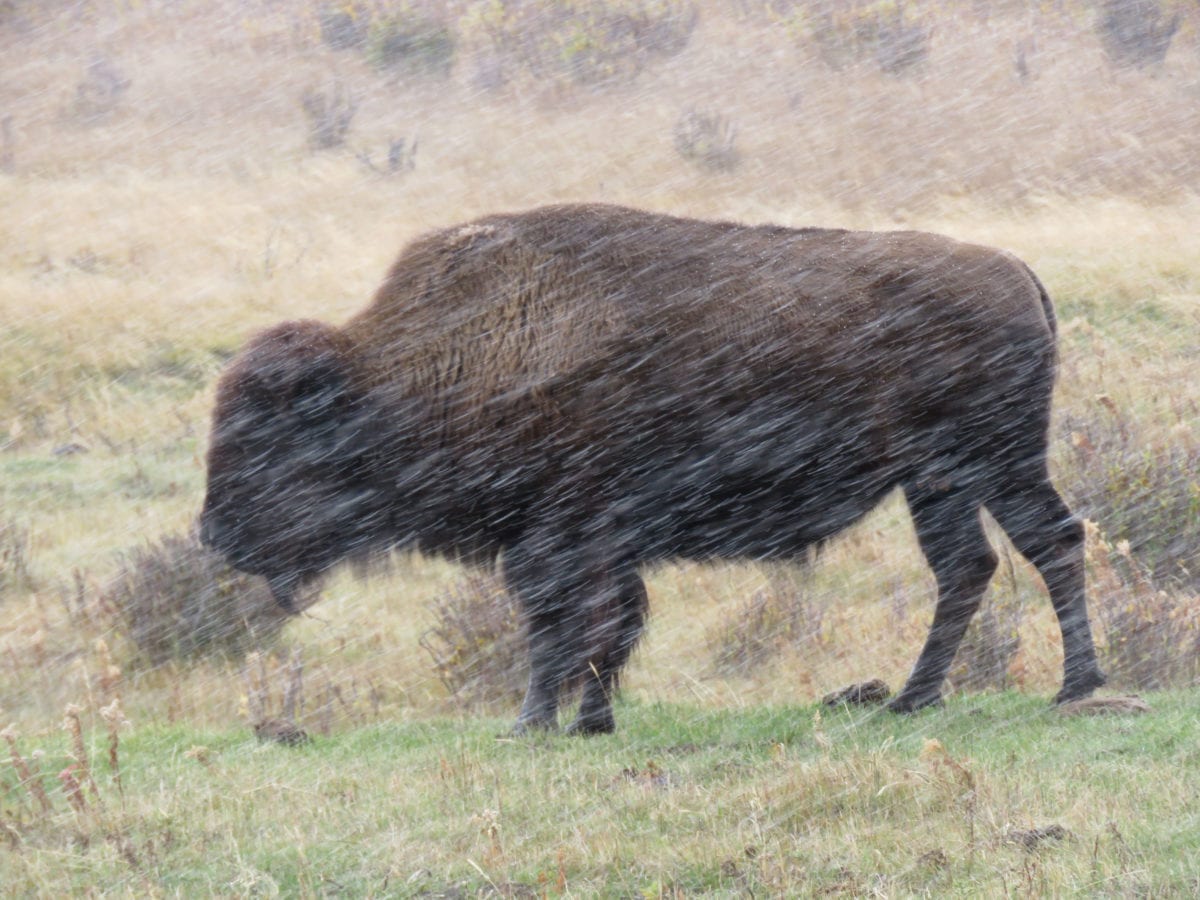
[200, 203, 1105, 734]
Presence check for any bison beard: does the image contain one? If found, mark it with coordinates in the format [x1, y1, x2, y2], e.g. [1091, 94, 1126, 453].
[200, 203, 1106, 734]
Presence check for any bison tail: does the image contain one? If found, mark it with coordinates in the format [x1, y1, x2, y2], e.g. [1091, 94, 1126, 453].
[1021, 261, 1058, 342]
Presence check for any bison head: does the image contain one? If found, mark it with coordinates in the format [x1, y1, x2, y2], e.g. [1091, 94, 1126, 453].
[200, 320, 382, 614]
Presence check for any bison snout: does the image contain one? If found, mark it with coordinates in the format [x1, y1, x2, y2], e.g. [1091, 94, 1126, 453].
[198, 506, 234, 554]
[198, 509, 218, 550]
[198, 506, 256, 570]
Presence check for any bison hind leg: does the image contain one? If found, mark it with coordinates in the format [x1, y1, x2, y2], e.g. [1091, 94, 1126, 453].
[984, 471, 1105, 705]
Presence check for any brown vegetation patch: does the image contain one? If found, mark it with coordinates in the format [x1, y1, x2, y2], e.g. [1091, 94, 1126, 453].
[102, 533, 290, 666]
[253, 717, 310, 746]
[821, 679, 892, 707]
[1057, 695, 1151, 717]
[420, 573, 527, 709]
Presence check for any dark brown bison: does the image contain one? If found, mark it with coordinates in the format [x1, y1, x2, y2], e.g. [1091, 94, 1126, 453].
[200, 203, 1105, 733]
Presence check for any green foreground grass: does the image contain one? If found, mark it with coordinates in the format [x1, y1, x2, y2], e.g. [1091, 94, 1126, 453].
[3, 694, 1199, 896]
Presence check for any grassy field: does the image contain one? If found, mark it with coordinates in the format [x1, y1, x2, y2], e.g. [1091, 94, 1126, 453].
[2, 1, 1199, 895]
[3, 693, 1200, 895]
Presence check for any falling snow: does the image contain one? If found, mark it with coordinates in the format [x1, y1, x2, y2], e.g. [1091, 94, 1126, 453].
[1, 1, 1198, 893]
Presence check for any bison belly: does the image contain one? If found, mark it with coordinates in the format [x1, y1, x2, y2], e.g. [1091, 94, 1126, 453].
[608, 400, 901, 561]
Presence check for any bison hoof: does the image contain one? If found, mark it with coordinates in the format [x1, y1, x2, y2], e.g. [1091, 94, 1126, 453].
[1054, 668, 1107, 705]
[887, 691, 944, 714]
[565, 713, 616, 736]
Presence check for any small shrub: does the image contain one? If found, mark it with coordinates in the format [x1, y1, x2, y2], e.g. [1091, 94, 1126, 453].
[551, 9, 645, 86]
[419, 573, 527, 708]
[0, 518, 34, 596]
[300, 81, 357, 150]
[873, 11, 930, 76]
[355, 136, 417, 175]
[801, 3, 930, 76]
[318, 5, 368, 51]
[1061, 401, 1200, 593]
[705, 571, 826, 676]
[1086, 521, 1200, 690]
[1096, 0, 1179, 70]
[674, 108, 738, 172]
[632, 0, 697, 58]
[69, 55, 129, 123]
[102, 533, 288, 666]
[472, 1, 696, 90]
[366, 12, 455, 77]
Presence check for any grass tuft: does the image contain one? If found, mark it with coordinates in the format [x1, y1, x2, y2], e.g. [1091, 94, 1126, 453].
[102, 533, 288, 667]
[1085, 522, 1200, 691]
[419, 573, 527, 709]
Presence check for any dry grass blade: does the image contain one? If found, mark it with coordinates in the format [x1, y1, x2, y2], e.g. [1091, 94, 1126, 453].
[2, 726, 52, 814]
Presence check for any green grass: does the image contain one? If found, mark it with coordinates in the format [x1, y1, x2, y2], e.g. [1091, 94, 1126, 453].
[4, 694, 1199, 895]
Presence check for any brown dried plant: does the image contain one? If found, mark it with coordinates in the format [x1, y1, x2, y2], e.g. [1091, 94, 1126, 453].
[2, 725, 52, 814]
[420, 573, 527, 709]
[1085, 522, 1200, 691]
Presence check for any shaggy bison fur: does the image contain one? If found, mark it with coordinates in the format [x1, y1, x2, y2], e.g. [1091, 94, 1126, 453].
[200, 203, 1105, 733]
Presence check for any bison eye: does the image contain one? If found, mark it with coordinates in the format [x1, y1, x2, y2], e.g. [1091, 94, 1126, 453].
[289, 365, 348, 423]
[291, 376, 338, 421]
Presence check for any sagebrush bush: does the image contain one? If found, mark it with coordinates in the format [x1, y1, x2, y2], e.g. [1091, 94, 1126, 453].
[318, 5, 368, 51]
[1060, 402, 1200, 593]
[705, 571, 826, 676]
[300, 82, 357, 150]
[419, 573, 527, 708]
[1096, 0, 1179, 69]
[469, 0, 696, 89]
[796, 2, 930, 76]
[673, 108, 739, 172]
[103, 533, 288, 666]
[366, 12, 456, 77]
[1085, 522, 1199, 690]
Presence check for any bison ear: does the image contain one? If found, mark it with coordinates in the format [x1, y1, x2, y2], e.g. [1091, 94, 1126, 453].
[289, 357, 350, 423]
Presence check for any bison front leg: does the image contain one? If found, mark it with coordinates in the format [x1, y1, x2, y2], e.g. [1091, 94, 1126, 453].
[505, 533, 645, 735]
[890, 485, 998, 713]
[508, 597, 580, 733]
[567, 568, 648, 736]
[504, 536, 596, 733]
